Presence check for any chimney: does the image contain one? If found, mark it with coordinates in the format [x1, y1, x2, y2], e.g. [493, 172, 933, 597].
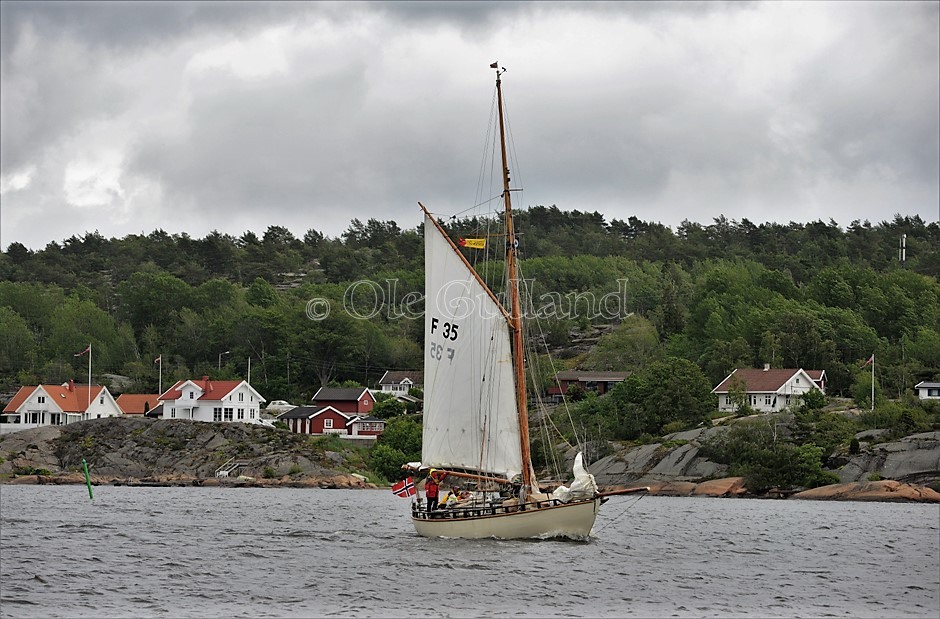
[763, 364, 770, 371]
[69, 379, 75, 391]
[202, 375, 209, 382]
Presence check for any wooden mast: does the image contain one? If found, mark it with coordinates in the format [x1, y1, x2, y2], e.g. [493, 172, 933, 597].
[493, 62, 534, 491]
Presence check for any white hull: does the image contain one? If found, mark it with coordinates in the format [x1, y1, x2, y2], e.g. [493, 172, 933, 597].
[412, 498, 600, 540]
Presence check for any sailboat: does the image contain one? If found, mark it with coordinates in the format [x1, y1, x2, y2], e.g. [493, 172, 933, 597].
[406, 63, 642, 540]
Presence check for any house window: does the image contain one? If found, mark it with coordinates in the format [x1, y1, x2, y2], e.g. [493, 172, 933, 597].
[100, 396, 104, 404]
[171, 408, 176, 419]
[224, 408, 233, 421]
[765, 395, 772, 405]
[929, 388, 940, 397]
[38, 396, 45, 404]
[238, 393, 244, 402]
[324, 419, 333, 429]
[363, 399, 370, 406]
[213, 407, 222, 422]
[189, 392, 194, 399]
[249, 409, 255, 419]
[237, 408, 244, 420]
[795, 378, 800, 385]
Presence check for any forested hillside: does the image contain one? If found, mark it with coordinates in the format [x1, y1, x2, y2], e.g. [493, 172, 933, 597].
[1, 208, 938, 410]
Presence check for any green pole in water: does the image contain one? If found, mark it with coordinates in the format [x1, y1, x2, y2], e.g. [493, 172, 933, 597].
[82, 458, 93, 500]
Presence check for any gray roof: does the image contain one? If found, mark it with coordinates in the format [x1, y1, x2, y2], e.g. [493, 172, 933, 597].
[556, 370, 631, 382]
[915, 381, 940, 388]
[312, 387, 368, 402]
[278, 406, 321, 419]
[378, 370, 424, 385]
[349, 415, 383, 424]
[278, 405, 351, 420]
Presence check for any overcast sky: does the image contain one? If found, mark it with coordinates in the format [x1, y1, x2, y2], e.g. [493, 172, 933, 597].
[1, 1, 938, 250]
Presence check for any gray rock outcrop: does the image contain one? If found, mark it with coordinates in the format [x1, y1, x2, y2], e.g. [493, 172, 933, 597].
[836, 431, 940, 485]
[589, 427, 728, 488]
[0, 417, 358, 485]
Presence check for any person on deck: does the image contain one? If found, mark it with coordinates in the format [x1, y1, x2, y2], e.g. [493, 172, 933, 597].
[425, 474, 440, 512]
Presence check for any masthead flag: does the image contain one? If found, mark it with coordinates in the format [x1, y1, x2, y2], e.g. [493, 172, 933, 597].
[391, 477, 417, 498]
[74, 345, 91, 357]
[861, 354, 874, 368]
[154, 355, 162, 364]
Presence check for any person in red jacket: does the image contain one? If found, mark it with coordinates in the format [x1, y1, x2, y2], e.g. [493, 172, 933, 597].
[425, 474, 440, 512]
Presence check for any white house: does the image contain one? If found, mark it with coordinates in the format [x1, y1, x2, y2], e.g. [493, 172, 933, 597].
[377, 370, 423, 395]
[157, 376, 265, 423]
[914, 381, 940, 400]
[1, 380, 122, 434]
[712, 367, 824, 413]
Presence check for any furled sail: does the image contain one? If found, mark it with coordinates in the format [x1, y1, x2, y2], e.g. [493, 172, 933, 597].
[421, 213, 524, 480]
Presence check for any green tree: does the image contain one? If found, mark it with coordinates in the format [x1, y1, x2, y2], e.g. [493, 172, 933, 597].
[605, 356, 715, 438]
[582, 314, 661, 371]
[372, 395, 407, 419]
[0, 307, 36, 381]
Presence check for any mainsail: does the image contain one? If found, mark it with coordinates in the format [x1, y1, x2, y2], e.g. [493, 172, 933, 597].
[420, 212, 524, 480]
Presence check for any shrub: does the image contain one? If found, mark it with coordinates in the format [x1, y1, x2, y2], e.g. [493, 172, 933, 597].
[700, 423, 839, 492]
[310, 434, 345, 452]
[13, 466, 53, 476]
[369, 443, 408, 482]
[661, 420, 688, 435]
[262, 466, 277, 479]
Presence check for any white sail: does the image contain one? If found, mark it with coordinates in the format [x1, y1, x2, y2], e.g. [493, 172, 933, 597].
[421, 214, 524, 479]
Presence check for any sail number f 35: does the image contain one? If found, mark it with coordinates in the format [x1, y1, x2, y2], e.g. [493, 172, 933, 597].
[429, 317, 458, 363]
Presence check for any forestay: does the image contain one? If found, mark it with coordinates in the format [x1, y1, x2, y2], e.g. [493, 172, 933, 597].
[421, 213, 523, 480]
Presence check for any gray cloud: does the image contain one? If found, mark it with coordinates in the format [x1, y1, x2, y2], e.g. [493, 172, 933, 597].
[1, 1, 937, 250]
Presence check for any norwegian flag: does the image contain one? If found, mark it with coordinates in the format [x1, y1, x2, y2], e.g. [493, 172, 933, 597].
[391, 477, 416, 498]
[74, 345, 91, 357]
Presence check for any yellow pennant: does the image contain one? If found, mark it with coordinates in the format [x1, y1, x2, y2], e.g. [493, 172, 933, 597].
[459, 238, 486, 249]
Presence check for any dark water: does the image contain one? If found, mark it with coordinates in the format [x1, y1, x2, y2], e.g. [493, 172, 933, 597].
[1, 486, 937, 618]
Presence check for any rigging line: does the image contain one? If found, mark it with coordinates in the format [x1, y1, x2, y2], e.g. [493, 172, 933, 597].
[593, 492, 647, 534]
[448, 196, 503, 221]
[516, 260, 583, 451]
[474, 85, 500, 211]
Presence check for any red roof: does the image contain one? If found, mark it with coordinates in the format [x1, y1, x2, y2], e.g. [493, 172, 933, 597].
[3, 383, 105, 413]
[805, 370, 825, 381]
[3, 386, 32, 413]
[159, 377, 244, 401]
[116, 394, 161, 415]
[713, 368, 821, 393]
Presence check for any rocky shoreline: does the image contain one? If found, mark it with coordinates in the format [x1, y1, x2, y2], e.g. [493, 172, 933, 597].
[608, 477, 940, 502]
[6, 469, 939, 503]
[2, 418, 938, 502]
[3, 470, 377, 489]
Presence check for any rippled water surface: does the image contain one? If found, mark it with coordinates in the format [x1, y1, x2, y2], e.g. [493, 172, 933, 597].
[1, 486, 937, 618]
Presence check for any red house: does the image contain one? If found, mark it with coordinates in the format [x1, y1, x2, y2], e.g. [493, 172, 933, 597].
[310, 387, 374, 415]
[547, 370, 631, 401]
[277, 387, 383, 439]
